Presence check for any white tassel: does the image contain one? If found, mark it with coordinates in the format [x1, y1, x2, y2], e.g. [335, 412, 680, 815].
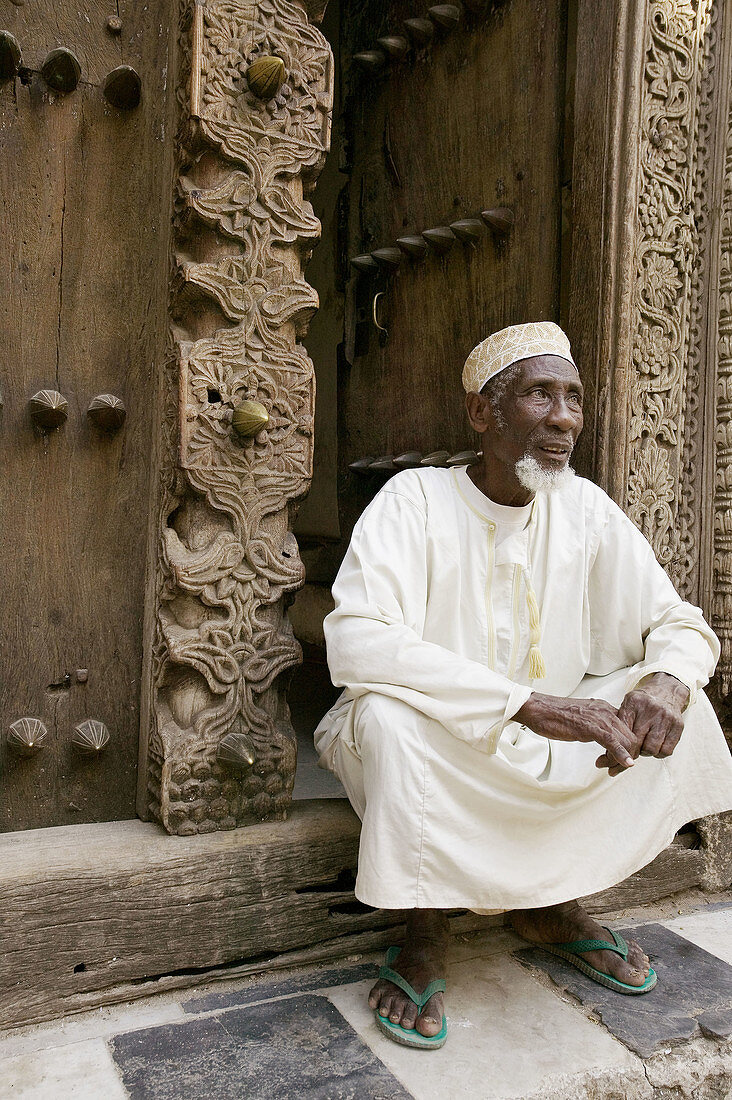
[524, 568, 546, 680]
[529, 643, 547, 680]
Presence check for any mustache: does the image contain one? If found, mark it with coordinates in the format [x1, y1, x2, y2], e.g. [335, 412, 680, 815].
[531, 435, 575, 451]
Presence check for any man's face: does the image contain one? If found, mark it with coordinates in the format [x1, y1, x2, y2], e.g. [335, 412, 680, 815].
[483, 355, 584, 474]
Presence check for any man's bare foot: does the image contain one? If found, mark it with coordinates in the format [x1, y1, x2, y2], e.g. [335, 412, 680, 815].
[368, 910, 449, 1037]
[511, 900, 651, 987]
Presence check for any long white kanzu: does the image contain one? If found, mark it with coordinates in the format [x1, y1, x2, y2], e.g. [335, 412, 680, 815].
[315, 322, 732, 1050]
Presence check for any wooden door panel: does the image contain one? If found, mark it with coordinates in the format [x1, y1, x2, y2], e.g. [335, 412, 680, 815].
[0, 1, 173, 830]
[337, 0, 567, 540]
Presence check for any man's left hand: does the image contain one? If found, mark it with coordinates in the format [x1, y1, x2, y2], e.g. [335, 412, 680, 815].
[596, 672, 689, 776]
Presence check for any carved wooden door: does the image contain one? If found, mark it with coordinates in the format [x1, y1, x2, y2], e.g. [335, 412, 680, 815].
[330, 0, 569, 545]
[0, 1, 173, 830]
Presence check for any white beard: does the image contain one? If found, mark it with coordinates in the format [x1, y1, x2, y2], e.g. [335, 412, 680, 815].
[515, 455, 575, 494]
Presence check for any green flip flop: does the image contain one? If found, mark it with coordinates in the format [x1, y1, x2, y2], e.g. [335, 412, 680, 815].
[374, 946, 447, 1050]
[540, 926, 657, 994]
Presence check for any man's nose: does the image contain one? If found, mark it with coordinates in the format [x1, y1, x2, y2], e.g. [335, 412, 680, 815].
[545, 396, 579, 431]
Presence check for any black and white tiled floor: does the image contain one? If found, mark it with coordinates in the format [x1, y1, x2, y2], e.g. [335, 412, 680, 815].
[1, 906, 731, 1099]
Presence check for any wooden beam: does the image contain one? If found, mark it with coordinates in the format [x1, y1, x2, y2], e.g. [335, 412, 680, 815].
[0, 804, 720, 1030]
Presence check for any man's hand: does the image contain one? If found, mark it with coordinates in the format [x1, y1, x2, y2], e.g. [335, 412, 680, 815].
[514, 693, 636, 772]
[596, 672, 689, 776]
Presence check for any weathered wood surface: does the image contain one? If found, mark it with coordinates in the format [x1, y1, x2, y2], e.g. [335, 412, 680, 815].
[580, 831, 705, 914]
[0, 801, 369, 1028]
[570, 0, 732, 637]
[0, 802, 718, 1030]
[568, 0, 646, 489]
[0, 1, 122, 84]
[139, 0, 334, 834]
[335, 0, 567, 547]
[0, 1, 174, 830]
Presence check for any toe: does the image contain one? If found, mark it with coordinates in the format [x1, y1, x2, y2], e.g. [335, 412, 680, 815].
[400, 1001, 419, 1031]
[603, 951, 646, 986]
[389, 993, 407, 1025]
[378, 993, 394, 1019]
[416, 993, 444, 1037]
[625, 940, 651, 981]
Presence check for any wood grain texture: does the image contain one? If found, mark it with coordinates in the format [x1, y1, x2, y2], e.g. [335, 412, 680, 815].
[336, 0, 566, 547]
[580, 832, 705, 914]
[0, 802, 713, 1030]
[0, 1, 121, 84]
[0, 0, 175, 830]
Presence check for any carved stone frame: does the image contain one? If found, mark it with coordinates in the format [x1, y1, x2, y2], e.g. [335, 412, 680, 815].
[137, 0, 333, 834]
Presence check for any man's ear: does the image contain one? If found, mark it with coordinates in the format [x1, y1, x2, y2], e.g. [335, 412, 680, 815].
[466, 391, 494, 434]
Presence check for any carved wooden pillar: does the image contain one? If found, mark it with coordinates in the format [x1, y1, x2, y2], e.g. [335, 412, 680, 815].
[571, 0, 732, 616]
[571, 0, 732, 885]
[710, 35, 732, 694]
[139, 0, 333, 834]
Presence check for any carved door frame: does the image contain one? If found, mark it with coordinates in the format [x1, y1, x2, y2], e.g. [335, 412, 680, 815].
[137, 0, 333, 834]
[570, 0, 732, 710]
[138, 0, 732, 837]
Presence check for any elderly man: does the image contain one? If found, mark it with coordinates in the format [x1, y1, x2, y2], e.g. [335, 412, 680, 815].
[314, 321, 732, 1050]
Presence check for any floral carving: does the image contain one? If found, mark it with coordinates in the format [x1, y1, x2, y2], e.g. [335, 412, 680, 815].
[626, 441, 676, 565]
[712, 82, 732, 694]
[626, 0, 715, 597]
[145, 0, 333, 834]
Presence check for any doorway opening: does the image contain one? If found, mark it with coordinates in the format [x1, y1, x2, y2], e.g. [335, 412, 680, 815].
[288, 0, 571, 797]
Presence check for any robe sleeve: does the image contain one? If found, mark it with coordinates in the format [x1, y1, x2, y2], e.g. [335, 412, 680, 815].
[324, 487, 532, 753]
[586, 499, 719, 706]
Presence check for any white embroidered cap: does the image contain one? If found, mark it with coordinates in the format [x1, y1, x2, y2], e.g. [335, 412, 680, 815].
[462, 321, 577, 393]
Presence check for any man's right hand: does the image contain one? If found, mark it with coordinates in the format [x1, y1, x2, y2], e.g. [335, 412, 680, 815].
[514, 693, 636, 772]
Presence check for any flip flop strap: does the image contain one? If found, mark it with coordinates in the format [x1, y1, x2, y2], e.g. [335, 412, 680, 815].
[551, 927, 628, 959]
[379, 947, 446, 1009]
[378, 965, 446, 1008]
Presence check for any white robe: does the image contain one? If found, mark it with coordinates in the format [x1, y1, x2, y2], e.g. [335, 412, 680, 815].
[314, 467, 732, 910]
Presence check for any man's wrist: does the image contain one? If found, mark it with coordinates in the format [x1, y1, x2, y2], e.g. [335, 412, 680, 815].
[634, 672, 690, 711]
[514, 692, 549, 729]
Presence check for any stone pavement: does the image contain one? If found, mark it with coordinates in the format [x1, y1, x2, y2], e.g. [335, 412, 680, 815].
[1, 898, 731, 1099]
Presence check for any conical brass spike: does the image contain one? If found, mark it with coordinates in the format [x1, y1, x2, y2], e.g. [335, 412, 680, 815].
[87, 394, 126, 432]
[0, 31, 21, 82]
[8, 718, 48, 756]
[403, 18, 434, 46]
[449, 219, 485, 244]
[350, 253, 379, 275]
[349, 456, 377, 473]
[447, 450, 479, 467]
[353, 50, 386, 72]
[393, 451, 423, 469]
[232, 399, 269, 438]
[103, 65, 141, 110]
[29, 389, 68, 429]
[369, 455, 397, 471]
[246, 56, 286, 100]
[420, 450, 450, 467]
[422, 227, 456, 255]
[72, 719, 111, 755]
[376, 36, 409, 60]
[481, 207, 515, 236]
[371, 247, 402, 271]
[427, 5, 462, 31]
[41, 48, 81, 94]
[397, 236, 429, 260]
[217, 731, 255, 768]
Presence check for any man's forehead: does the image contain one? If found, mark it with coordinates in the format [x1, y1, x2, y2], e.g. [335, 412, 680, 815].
[514, 355, 583, 385]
